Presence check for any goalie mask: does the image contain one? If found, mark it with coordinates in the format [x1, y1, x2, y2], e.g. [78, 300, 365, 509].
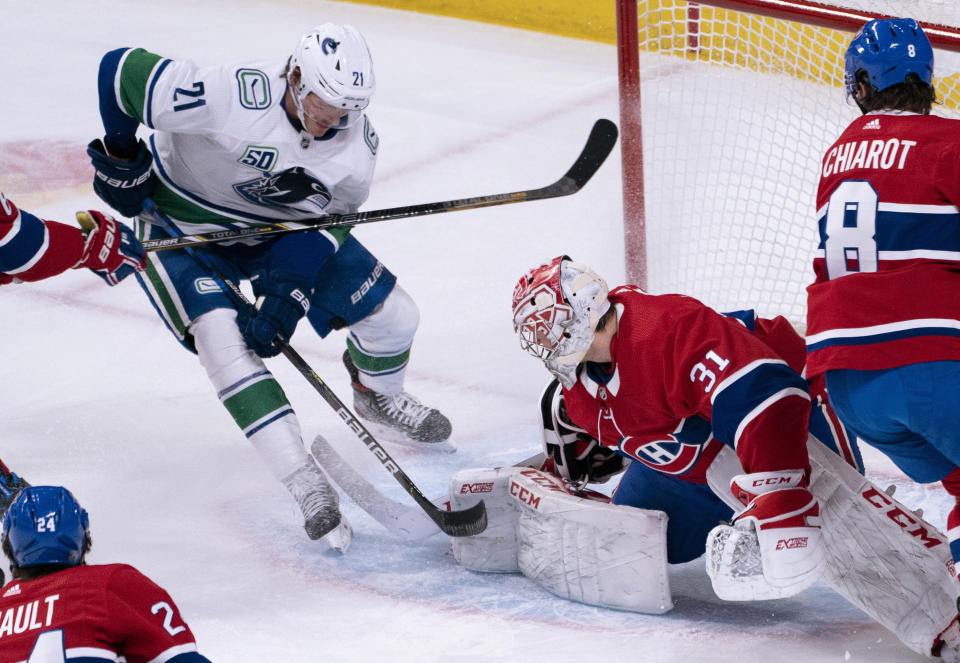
[289, 23, 375, 130]
[512, 256, 610, 389]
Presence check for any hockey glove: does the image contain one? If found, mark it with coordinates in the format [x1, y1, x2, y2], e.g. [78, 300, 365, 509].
[540, 378, 625, 486]
[238, 279, 312, 358]
[75, 210, 146, 285]
[87, 138, 157, 218]
[706, 469, 824, 600]
[0, 468, 29, 517]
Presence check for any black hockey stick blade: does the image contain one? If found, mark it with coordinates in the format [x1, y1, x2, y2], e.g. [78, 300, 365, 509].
[142, 118, 619, 252]
[430, 498, 487, 537]
[277, 344, 488, 538]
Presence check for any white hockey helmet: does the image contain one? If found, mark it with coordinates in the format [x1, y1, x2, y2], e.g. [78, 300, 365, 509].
[289, 23, 375, 128]
[512, 256, 611, 388]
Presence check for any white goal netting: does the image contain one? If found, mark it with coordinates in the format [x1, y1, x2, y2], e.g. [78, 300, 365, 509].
[634, 0, 960, 327]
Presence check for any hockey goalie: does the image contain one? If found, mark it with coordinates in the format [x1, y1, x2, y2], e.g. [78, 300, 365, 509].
[449, 256, 960, 660]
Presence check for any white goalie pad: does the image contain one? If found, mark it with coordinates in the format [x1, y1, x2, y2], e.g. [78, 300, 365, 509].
[807, 438, 959, 658]
[450, 466, 672, 613]
[705, 439, 960, 657]
[449, 466, 523, 572]
[510, 468, 672, 614]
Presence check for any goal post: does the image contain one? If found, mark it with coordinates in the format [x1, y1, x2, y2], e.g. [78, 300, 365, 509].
[617, 0, 960, 327]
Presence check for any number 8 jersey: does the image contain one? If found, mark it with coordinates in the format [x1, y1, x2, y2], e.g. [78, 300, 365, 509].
[806, 112, 960, 378]
[0, 564, 209, 663]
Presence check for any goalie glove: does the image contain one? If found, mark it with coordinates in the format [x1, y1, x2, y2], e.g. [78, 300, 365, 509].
[707, 469, 825, 600]
[538, 378, 625, 487]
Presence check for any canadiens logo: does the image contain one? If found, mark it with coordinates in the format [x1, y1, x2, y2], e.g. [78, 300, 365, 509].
[621, 436, 703, 475]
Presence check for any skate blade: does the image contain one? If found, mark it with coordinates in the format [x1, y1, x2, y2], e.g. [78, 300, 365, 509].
[358, 420, 457, 454]
[319, 517, 353, 555]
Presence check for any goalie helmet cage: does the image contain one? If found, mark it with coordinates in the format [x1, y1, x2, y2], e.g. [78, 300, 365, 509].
[617, 0, 960, 328]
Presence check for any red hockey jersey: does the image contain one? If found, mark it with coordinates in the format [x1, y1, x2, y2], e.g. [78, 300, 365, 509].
[0, 564, 202, 663]
[562, 287, 811, 483]
[0, 195, 85, 285]
[806, 111, 960, 377]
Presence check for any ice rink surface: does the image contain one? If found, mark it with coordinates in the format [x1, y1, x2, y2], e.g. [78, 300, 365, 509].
[1, 1, 953, 661]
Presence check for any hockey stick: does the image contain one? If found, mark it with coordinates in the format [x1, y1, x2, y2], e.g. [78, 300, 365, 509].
[142, 200, 487, 537]
[142, 118, 618, 252]
[312, 431, 545, 541]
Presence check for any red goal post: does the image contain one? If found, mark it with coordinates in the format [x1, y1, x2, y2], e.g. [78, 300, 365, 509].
[617, 0, 960, 326]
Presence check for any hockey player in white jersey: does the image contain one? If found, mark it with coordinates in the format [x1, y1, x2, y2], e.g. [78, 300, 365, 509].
[85, 23, 452, 547]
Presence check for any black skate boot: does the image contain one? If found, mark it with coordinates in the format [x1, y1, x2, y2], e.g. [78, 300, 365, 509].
[282, 460, 351, 552]
[343, 350, 452, 445]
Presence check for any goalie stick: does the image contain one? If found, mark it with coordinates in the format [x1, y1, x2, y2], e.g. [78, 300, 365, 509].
[141, 118, 619, 252]
[142, 199, 488, 538]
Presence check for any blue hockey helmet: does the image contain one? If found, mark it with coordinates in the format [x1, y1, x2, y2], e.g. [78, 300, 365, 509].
[2, 486, 89, 568]
[844, 18, 934, 96]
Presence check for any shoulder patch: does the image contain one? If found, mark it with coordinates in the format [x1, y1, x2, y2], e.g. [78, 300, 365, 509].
[363, 116, 379, 155]
[235, 68, 272, 110]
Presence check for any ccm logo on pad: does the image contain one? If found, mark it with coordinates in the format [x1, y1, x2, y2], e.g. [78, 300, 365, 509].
[862, 487, 943, 549]
[459, 482, 494, 494]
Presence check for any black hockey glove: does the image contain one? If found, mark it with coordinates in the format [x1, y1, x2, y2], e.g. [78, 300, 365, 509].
[540, 378, 626, 486]
[0, 467, 29, 518]
[238, 278, 312, 358]
[87, 138, 157, 217]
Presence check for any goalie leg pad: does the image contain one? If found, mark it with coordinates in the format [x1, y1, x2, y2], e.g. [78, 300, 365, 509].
[449, 467, 523, 573]
[807, 438, 960, 657]
[510, 468, 672, 614]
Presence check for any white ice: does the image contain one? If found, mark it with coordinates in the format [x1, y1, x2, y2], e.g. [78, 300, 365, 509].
[0, 1, 952, 661]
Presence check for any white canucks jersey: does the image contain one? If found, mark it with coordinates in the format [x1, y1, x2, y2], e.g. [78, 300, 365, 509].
[99, 47, 379, 239]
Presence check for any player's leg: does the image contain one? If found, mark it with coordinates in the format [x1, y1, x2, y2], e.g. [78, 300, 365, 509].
[885, 360, 960, 580]
[612, 461, 733, 564]
[808, 393, 864, 473]
[306, 236, 451, 445]
[825, 364, 958, 570]
[135, 224, 347, 545]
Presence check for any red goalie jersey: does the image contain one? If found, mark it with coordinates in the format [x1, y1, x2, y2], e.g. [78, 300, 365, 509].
[806, 112, 960, 377]
[0, 564, 208, 663]
[561, 287, 812, 483]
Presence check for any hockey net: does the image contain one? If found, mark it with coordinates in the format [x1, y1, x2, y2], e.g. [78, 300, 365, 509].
[619, 0, 960, 328]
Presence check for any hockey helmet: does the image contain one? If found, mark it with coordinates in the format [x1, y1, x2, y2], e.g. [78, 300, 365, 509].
[845, 18, 934, 96]
[289, 23, 374, 131]
[512, 256, 610, 388]
[3, 486, 89, 568]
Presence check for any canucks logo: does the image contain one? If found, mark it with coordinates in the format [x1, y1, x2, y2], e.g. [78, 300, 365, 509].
[322, 38, 339, 54]
[234, 166, 332, 211]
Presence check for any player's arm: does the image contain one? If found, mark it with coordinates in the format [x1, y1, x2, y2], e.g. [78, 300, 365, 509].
[106, 565, 213, 663]
[665, 303, 811, 473]
[0, 195, 143, 285]
[666, 304, 824, 597]
[88, 47, 219, 216]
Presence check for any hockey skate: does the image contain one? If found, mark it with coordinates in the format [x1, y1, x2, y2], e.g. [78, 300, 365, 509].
[343, 350, 453, 449]
[282, 460, 352, 553]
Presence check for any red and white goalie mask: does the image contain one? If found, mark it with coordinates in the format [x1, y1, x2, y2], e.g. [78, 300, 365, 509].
[512, 256, 610, 388]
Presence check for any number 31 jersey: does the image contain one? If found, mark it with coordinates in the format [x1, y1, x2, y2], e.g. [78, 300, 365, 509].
[806, 111, 960, 377]
[0, 564, 207, 663]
